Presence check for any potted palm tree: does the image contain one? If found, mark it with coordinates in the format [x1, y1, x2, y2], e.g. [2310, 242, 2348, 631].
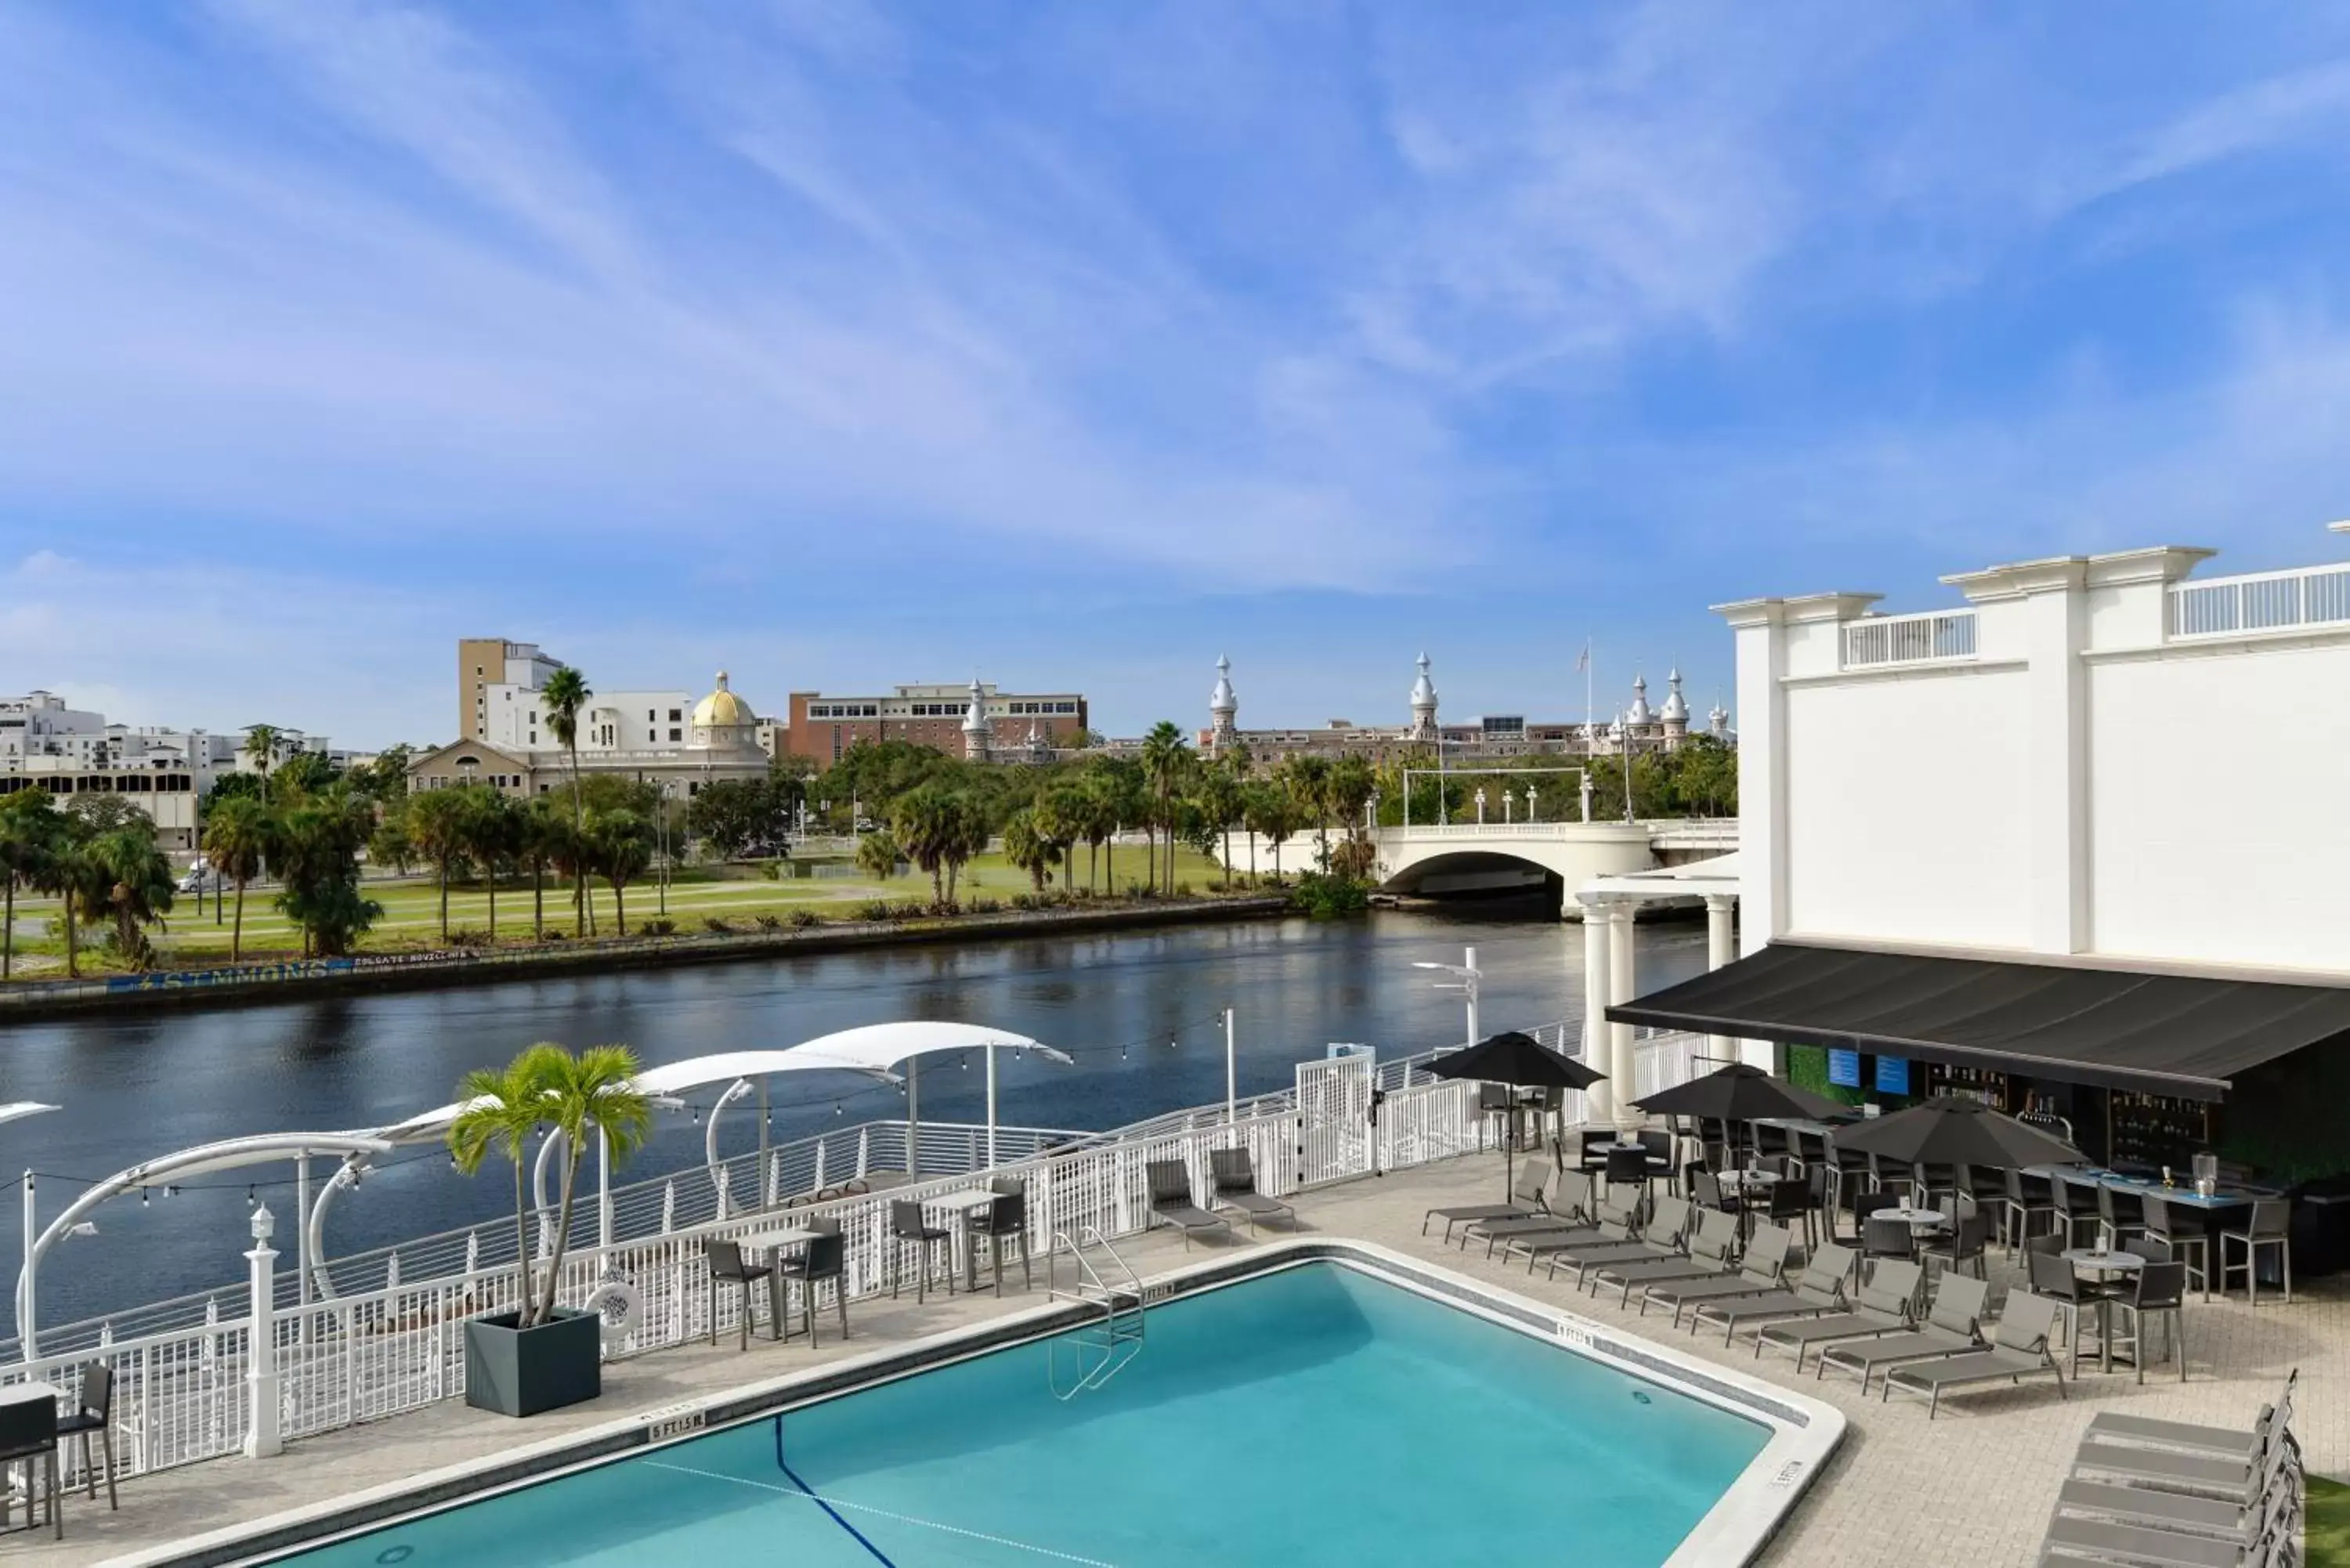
[449, 1042, 650, 1417]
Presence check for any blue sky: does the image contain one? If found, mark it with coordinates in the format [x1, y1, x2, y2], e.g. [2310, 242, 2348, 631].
[8, 2, 2350, 747]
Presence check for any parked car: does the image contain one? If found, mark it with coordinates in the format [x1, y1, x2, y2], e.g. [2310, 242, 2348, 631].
[177, 864, 220, 894]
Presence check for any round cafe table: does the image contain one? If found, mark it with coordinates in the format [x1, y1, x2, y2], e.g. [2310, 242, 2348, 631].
[1878, 1205, 1949, 1231]
[2064, 1247, 2146, 1375]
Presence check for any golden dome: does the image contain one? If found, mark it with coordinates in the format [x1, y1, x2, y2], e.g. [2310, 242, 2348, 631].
[692, 671, 754, 729]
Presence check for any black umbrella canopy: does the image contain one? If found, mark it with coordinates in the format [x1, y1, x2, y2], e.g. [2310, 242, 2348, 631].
[1631, 1062, 1844, 1122]
[1827, 1096, 2086, 1169]
[1423, 1031, 1604, 1201]
[1423, 1031, 1607, 1090]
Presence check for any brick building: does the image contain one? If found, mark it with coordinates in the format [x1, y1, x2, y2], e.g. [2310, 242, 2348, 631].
[777, 683, 1089, 765]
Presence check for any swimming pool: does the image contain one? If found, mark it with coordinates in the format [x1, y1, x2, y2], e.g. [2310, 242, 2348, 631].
[258, 1248, 1833, 1566]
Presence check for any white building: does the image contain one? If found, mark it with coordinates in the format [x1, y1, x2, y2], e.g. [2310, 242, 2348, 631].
[410, 666, 769, 800]
[0, 692, 108, 764]
[1601, 523, 2350, 1180]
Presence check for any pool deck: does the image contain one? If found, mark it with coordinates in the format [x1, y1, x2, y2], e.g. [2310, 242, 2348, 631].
[9, 1152, 2342, 1566]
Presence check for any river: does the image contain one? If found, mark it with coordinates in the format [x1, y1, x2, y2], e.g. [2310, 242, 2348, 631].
[1, 906, 1711, 1333]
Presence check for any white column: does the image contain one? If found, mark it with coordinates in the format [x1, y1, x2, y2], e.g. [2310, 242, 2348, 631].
[1607, 901, 1640, 1133]
[244, 1205, 282, 1459]
[1579, 896, 1613, 1125]
[1225, 1008, 1237, 1126]
[1704, 894, 1738, 1068]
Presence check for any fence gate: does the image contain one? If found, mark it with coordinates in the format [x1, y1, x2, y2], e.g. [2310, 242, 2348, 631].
[1295, 1055, 1376, 1188]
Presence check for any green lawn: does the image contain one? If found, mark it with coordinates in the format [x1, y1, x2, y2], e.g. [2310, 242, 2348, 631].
[2312, 1476, 2350, 1566]
[0, 844, 1242, 977]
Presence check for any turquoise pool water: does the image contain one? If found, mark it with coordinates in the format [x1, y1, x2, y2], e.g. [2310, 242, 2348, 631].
[280, 1263, 1769, 1566]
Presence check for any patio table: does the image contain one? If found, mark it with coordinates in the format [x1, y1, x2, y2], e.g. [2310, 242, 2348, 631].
[2063, 1246, 2144, 1375]
[735, 1227, 820, 1341]
[926, 1187, 1003, 1294]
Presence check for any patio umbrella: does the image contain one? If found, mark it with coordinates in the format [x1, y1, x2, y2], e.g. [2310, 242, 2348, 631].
[1631, 1062, 1845, 1124]
[1422, 1032, 1607, 1198]
[1825, 1095, 2086, 1171]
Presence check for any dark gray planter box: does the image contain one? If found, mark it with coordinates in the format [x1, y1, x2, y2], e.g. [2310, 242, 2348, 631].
[463, 1307, 602, 1418]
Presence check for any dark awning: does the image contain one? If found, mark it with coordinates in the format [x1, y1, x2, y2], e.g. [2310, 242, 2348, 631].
[1606, 942, 2350, 1100]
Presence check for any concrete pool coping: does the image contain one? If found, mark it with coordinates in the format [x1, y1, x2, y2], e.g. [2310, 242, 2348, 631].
[129, 1237, 1842, 1568]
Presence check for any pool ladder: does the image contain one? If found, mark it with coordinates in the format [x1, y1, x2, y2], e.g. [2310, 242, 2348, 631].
[1046, 1227, 1144, 1400]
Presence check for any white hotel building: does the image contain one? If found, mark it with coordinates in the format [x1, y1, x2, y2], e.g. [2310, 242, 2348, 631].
[1605, 525, 2350, 1186]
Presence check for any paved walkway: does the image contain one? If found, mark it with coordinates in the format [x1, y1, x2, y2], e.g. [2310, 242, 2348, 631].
[5, 1153, 2337, 1566]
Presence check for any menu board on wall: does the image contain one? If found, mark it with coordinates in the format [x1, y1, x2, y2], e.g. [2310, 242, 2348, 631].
[1875, 1056, 1911, 1095]
[1828, 1049, 1861, 1088]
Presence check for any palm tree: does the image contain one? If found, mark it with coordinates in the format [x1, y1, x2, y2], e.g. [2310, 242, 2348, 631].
[447, 1053, 548, 1317]
[453, 1043, 650, 1327]
[1245, 782, 1296, 881]
[855, 826, 902, 883]
[273, 791, 381, 957]
[203, 794, 273, 963]
[1002, 807, 1058, 891]
[1139, 721, 1188, 896]
[467, 791, 522, 942]
[932, 793, 988, 906]
[89, 826, 175, 968]
[38, 818, 108, 977]
[590, 809, 652, 934]
[242, 724, 282, 804]
[1196, 764, 1244, 891]
[520, 797, 566, 936]
[889, 785, 957, 905]
[0, 790, 63, 980]
[1278, 753, 1332, 869]
[1038, 786, 1084, 892]
[526, 1043, 649, 1325]
[407, 787, 474, 944]
[539, 666, 594, 934]
[1328, 756, 1376, 844]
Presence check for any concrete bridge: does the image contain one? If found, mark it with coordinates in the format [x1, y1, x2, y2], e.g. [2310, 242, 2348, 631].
[1371, 819, 1736, 912]
[1219, 818, 1739, 915]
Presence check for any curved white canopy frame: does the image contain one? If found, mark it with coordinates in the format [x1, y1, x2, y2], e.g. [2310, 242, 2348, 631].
[17, 1131, 391, 1359]
[0, 1103, 60, 1129]
[304, 1049, 893, 1295]
[783, 1022, 1068, 1172]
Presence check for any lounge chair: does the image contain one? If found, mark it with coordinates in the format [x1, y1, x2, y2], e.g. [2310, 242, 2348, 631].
[1756, 1259, 1921, 1372]
[1683, 1242, 1854, 1340]
[1816, 1274, 1987, 1395]
[1636, 1223, 1792, 1321]
[1462, 1172, 1600, 1253]
[2038, 1480, 2294, 1568]
[2083, 1370, 2294, 1461]
[1882, 1292, 2066, 1417]
[1423, 1158, 1553, 1245]
[1208, 1147, 1294, 1235]
[1538, 1198, 1672, 1284]
[1588, 1209, 1744, 1306]
[1146, 1159, 1229, 1249]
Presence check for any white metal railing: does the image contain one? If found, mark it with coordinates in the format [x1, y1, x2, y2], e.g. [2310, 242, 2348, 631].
[2, 1015, 1675, 1487]
[2167, 563, 2350, 641]
[1842, 609, 1978, 669]
[6, 1120, 1087, 1364]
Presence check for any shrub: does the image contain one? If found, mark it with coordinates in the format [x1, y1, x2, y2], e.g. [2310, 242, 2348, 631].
[1175, 880, 1192, 898]
[702, 916, 733, 934]
[786, 908, 822, 929]
[446, 927, 489, 948]
[969, 895, 1003, 915]
[641, 917, 677, 937]
[1288, 872, 1371, 920]
[855, 899, 895, 922]
[538, 927, 567, 942]
[754, 912, 782, 930]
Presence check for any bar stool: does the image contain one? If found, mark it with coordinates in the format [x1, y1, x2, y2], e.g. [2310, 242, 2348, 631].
[0, 1387, 61, 1540]
[888, 1199, 956, 1302]
[2113, 1260, 2189, 1383]
[2140, 1193, 2209, 1300]
[2056, 1177, 2103, 1246]
[704, 1239, 770, 1349]
[1867, 1151, 1914, 1203]
[2219, 1199, 2293, 1306]
[1825, 1137, 1872, 1223]
[2002, 1169, 2060, 1256]
[2097, 1185, 2148, 1252]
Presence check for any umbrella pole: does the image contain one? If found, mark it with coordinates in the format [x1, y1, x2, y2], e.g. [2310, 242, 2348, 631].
[906, 1057, 920, 1177]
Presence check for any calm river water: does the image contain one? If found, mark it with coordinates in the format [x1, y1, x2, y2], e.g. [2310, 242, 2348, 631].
[2, 907, 1710, 1331]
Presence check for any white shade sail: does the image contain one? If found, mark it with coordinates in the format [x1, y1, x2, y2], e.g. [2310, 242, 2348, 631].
[784, 1021, 1070, 1069]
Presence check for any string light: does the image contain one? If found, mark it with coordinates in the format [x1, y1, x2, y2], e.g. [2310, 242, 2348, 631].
[139, 1187, 149, 1207]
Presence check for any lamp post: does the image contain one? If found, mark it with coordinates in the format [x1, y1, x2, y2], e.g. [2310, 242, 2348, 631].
[1412, 948, 1482, 1046]
[1473, 786, 1487, 826]
[1502, 789, 1515, 825]
[1527, 784, 1539, 822]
